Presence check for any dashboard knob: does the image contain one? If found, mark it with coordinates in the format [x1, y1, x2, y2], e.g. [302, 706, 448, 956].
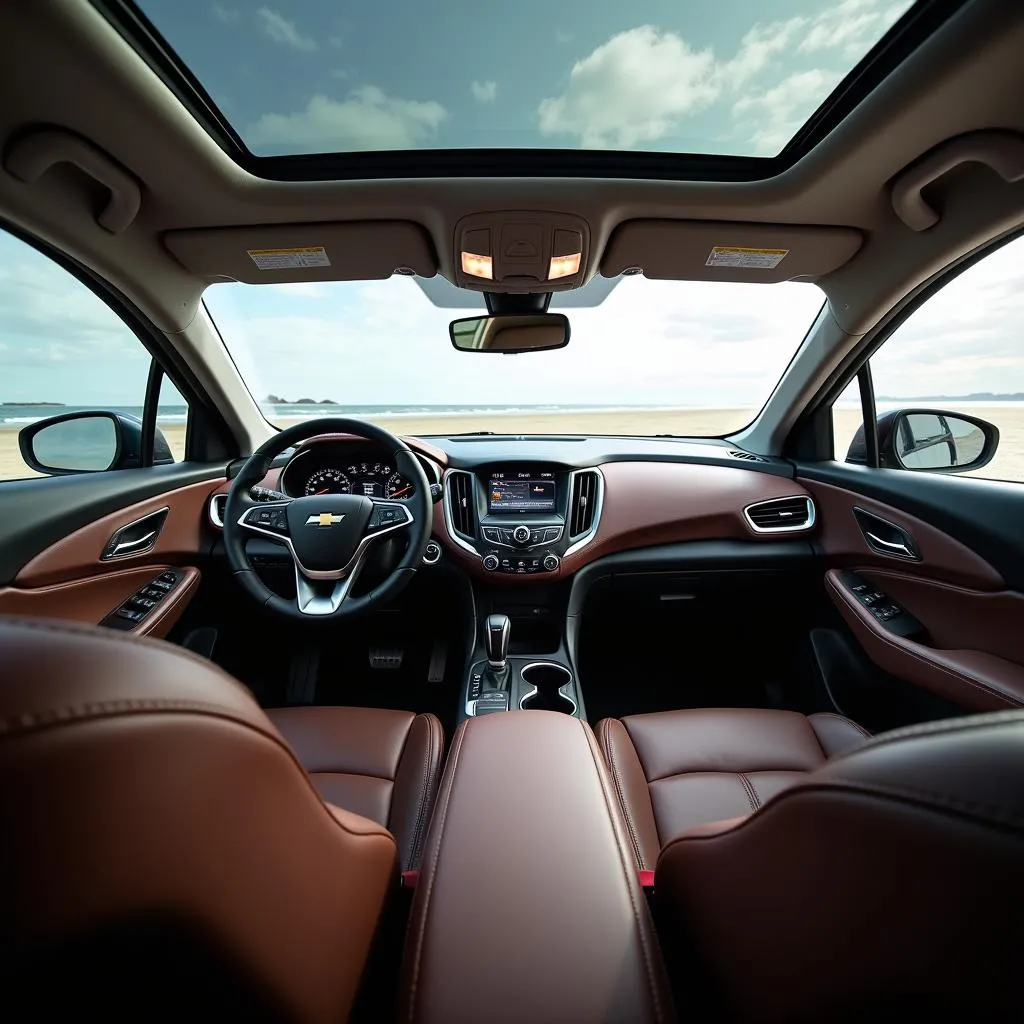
[482, 553, 500, 571]
[512, 524, 531, 545]
[542, 554, 560, 572]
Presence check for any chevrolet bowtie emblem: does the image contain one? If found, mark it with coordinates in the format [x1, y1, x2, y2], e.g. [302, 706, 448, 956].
[306, 513, 346, 526]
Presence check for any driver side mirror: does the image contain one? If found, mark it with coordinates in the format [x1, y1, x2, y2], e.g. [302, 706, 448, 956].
[846, 408, 999, 473]
[19, 410, 175, 475]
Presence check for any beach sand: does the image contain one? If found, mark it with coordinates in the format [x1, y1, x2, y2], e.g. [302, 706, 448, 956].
[2, 406, 1023, 484]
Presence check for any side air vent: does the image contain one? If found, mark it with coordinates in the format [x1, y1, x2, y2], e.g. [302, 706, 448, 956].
[568, 469, 600, 539]
[209, 493, 227, 529]
[728, 449, 767, 463]
[446, 470, 477, 538]
[743, 495, 815, 534]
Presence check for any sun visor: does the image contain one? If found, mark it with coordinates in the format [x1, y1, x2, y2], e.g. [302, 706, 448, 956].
[163, 221, 437, 283]
[601, 220, 863, 283]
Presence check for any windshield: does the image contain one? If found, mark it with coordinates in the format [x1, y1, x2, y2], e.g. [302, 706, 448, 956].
[205, 276, 824, 436]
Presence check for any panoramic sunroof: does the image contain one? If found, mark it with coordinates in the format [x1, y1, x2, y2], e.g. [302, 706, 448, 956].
[127, 0, 916, 160]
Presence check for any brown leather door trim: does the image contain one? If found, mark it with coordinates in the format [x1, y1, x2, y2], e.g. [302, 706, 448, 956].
[825, 569, 1024, 711]
[0, 565, 200, 639]
[16, 480, 219, 586]
[806, 480, 1003, 590]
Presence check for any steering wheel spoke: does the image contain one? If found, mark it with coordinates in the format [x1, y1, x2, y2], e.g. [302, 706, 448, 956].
[237, 499, 293, 540]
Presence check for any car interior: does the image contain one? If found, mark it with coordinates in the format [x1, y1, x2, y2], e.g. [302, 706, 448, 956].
[1, 1, 1023, 1021]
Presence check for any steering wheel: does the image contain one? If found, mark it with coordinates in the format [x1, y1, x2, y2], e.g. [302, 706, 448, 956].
[224, 418, 431, 619]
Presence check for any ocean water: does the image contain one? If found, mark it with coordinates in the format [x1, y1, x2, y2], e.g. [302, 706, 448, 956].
[0, 404, 189, 426]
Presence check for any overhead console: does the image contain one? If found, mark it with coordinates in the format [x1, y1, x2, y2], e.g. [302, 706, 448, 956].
[444, 463, 602, 577]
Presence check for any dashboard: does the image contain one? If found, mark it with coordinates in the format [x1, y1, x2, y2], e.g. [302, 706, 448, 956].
[280, 442, 422, 500]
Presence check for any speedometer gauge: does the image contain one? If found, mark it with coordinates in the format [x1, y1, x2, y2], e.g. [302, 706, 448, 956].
[385, 472, 413, 499]
[304, 468, 351, 495]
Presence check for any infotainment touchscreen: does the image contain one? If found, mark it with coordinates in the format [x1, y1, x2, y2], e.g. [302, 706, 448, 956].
[488, 470, 556, 514]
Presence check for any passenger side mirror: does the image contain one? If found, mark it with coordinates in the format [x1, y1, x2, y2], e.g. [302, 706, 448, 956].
[19, 411, 175, 475]
[845, 408, 999, 473]
[450, 313, 570, 353]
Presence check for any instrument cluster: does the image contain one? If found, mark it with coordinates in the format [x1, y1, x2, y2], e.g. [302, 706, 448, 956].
[280, 443, 418, 500]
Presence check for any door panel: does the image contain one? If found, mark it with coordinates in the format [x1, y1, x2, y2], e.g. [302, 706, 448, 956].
[804, 479, 1003, 589]
[16, 477, 221, 586]
[0, 565, 200, 639]
[825, 569, 1024, 710]
[799, 463, 1024, 713]
[0, 462, 223, 634]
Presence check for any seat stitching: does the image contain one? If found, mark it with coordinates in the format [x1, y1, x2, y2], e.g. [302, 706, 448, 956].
[597, 719, 647, 870]
[581, 719, 666, 1024]
[812, 712, 871, 739]
[406, 722, 468, 1022]
[407, 715, 441, 869]
[737, 772, 759, 811]
[826, 576, 1024, 708]
[309, 769, 394, 784]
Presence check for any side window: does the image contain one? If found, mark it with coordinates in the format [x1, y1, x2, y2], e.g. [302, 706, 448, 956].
[834, 234, 1024, 484]
[0, 227, 186, 481]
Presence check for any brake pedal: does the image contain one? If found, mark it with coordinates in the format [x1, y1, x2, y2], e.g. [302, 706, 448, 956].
[369, 647, 404, 670]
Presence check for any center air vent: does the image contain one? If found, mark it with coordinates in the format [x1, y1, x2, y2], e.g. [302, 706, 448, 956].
[727, 450, 767, 463]
[446, 470, 477, 538]
[744, 496, 815, 534]
[568, 469, 601, 539]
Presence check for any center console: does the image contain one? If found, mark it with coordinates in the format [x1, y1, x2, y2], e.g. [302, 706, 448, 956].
[444, 463, 603, 577]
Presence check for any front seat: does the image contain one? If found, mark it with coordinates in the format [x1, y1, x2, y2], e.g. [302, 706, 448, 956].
[596, 708, 870, 868]
[601, 707, 1024, 1021]
[0, 616, 442, 1023]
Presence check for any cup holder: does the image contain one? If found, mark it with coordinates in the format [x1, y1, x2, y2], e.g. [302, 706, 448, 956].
[520, 663, 575, 715]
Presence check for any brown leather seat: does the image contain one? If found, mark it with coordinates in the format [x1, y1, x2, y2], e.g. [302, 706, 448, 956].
[0, 616, 441, 1022]
[653, 711, 1024, 1021]
[597, 708, 870, 868]
[267, 706, 443, 871]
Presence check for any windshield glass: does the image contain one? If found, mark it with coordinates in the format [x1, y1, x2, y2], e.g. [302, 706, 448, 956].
[205, 276, 824, 436]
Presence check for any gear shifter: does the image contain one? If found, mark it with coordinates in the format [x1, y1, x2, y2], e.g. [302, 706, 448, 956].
[485, 613, 510, 671]
[475, 614, 511, 713]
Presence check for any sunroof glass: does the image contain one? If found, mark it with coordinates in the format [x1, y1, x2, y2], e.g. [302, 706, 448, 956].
[131, 0, 914, 158]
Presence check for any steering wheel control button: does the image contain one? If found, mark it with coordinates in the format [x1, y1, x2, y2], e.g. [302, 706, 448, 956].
[512, 524, 531, 545]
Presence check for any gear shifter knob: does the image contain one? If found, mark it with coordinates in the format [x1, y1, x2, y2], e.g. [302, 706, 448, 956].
[485, 613, 510, 669]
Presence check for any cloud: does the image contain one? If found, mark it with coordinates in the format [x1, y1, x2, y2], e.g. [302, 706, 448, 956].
[799, 0, 910, 58]
[256, 7, 316, 51]
[210, 3, 238, 23]
[538, 26, 718, 149]
[733, 68, 843, 154]
[538, 0, 913, 152]
[470, 80, 497, 103]
[248, 87, 448, 152]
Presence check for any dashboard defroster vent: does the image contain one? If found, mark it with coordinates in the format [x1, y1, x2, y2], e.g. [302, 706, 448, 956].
[447, 470, 477, 538]
[727, 449, 767, 462]
[569, 469, 599, 538]
[743, 495, 815, 534]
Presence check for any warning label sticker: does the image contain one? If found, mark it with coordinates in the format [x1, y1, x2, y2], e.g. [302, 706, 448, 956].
[705, 246, 789, 269]
[247, 246, 331, 270]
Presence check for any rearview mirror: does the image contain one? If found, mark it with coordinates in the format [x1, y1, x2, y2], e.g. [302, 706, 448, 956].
[450, 313, 569, 353]
[19, 411, 175, 475]
[845, 408, 999, 473]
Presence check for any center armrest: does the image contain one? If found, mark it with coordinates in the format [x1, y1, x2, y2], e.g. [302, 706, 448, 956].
[401, 710, 672, 1024]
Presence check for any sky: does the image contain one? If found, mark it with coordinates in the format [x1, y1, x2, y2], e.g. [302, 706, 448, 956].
[2, 0, 1023, 420]
[133, 0, 914, 156]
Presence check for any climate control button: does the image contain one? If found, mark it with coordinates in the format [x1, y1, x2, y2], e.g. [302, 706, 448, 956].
[512, 524, 531, 545]
[542, 554, 560, 572]
[482, 553, 500, 571]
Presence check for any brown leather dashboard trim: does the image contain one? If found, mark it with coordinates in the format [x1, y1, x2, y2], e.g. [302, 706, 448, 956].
[806, 480, 1003, 590]
[17, 480, 222, 586]
[0, 565, 199, 639]
[825, 569, 1024, 711]
[435, 460, 812, 583]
